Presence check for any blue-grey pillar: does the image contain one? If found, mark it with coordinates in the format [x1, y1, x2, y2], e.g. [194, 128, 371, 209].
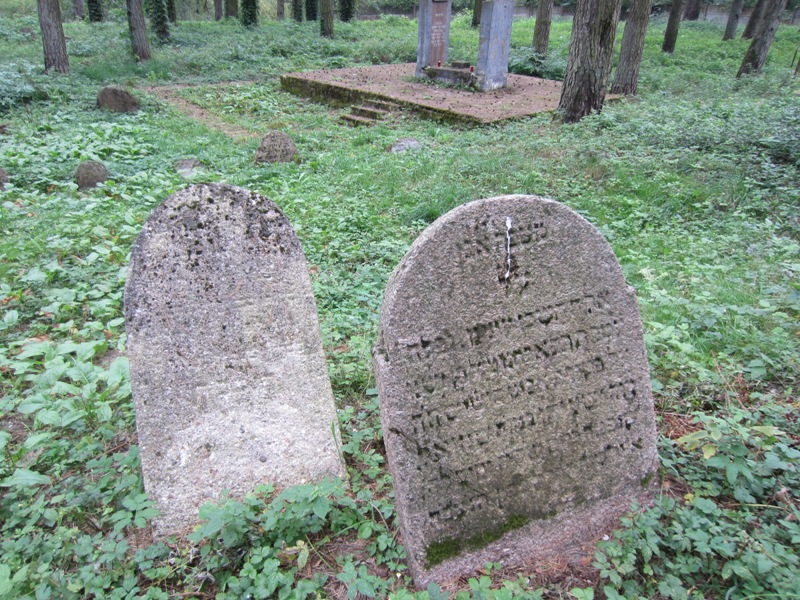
[475, 0, 515, 91]
[416, 0, 452, 78]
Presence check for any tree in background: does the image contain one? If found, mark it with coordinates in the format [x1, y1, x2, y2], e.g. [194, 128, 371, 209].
[340, 0, 355, 22]
[151, 0, 170, 43]
[240, 0, 258, 25]
[683, 0, 701, 20]
[737, 0, 787, 75]
[214, 0, 223, 20]
[742, 0, 766, 38]
[532, 0, 554, 54]
[292, 0, 303, 21]
[320, 0, 334, 36]
[37, 0, 69, 73]
[166, 0, 176, 22]
[73, 0, 85, 20]
[306, 0, 318, 20]
[225, 0, 238, 18]
[87, 0, 103, 22]
[126, 0, 151, 60]
[723, 0, 745, 40]
[472, 0, 481, 28]
[277, 0, 285, 19]
[557, 0, 623, 123]
[610, 0, 651, 94]
[663, 0, 684, 52]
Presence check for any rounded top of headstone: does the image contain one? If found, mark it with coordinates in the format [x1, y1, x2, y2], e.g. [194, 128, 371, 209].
[75, 160, 109, 190]
[255, 131, 299, 164]
[97, 85, 140, 113]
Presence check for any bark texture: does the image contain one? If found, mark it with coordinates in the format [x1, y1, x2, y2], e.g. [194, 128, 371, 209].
[742, 0, 766, 38]
[151, 0, 170, 43]
[225, 0, 238, 18]
[320, 0, 334, 36]
[127, 0, 151, 60]
[214, 0, 223, 20]
[737, 0, 787, 76]
[87, 0, 103, 22]
[533, 0, 554, 55]
[662, 0, 684, 53]
[340, 0, 355, 22]
[38, 0, 70, 73]
[292, 0, 303, 21]
[557, 0, 623, 123]
[723, 0, 744, 40]
[277, 0, 285, 20]
[240, 0, 258, 25]
[472, 0, 481, 28]
[610, 0, 651, 95]
[683, 0, 701, 20]
[73, 0, 85, 20]
[306, 0, 318, 20]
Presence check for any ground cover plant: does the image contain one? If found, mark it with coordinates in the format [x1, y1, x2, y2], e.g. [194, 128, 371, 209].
[1, 9, 799, 600]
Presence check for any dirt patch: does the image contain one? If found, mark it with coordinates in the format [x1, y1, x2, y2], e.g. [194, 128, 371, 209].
[281, 63, 564, 124]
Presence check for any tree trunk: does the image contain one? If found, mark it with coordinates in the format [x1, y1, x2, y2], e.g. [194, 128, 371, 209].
[320, 0, 334, 36]
[127, 0, 151, 60]
[38, 0, 70, 73]
[73, 0, 85, 20]
[292, 0, 303, 21]
[737, 0, 787, 76]
[87, 0, 103, 22]
[723, 0, 744, 40]
[472, 0, 481, 28]
[683, 0, 701, 20]
[277, 0, 285, 20]
[151, 0, 170, 43]
[166, 0, 177, 22]
[662, 0, 683, 52]
[225, 0, 238, 18]
[610, 0, 650, 94]
[340, 0, 355, 22]
[214, 0, 223, 20]
[742, 0, 766, 38]
[240, 0, 258, 25]
[532, 0, 554, 54]
[557, 0, 623, 123]
[306, 0, 318, 20]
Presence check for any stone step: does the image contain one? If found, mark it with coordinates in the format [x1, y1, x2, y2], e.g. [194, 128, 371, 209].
[362, 98, 400, 112]
[340, 114, 375, 127]
[352, 105, 389, 120]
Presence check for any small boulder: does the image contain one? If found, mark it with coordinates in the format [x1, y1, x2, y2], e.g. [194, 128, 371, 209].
[75, 160, 109, 190]
[97, 85, 140, 113]
[255, 131, 299, 164]
[388, 138, 422, 154]
[174, 158, 205, 179]
[0, 167, 8, 190]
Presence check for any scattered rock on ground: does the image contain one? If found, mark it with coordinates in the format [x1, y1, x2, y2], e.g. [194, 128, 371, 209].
[97, 85, 140, 113]
[174, 158, 205, 179]
[388, 138, 422, 153]
[75, 160, 109, 190]
[255, 131, 299, 164]
[0, 168, 8, 190]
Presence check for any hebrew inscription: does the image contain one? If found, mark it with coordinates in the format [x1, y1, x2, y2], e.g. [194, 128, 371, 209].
[375, 195, 658, 587]
[125, 184, 344, 535]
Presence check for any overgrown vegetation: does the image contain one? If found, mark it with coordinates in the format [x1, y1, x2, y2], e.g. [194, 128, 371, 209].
[1, 11, 798, 600]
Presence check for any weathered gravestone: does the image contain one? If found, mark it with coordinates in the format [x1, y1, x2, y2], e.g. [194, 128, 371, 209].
[374, 195, 658, 587]
[415, 0, 453, 79]
[75, 160, 109, 190]
[125, 183, 345, 534]
[0, 167, 8, 190]
[475, 0, 515, 91]
[255, 131, 299, 164]
[97, 85, 140, 113]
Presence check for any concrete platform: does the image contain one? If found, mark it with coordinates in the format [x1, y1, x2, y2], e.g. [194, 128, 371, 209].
[280, 63, 563, 124]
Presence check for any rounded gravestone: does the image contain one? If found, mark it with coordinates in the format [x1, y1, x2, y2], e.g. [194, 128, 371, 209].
[75, 160, 109, 190]
[374, 195, 659, 587]
[124, 183, 345, 535]
[97, 85, 140, 113]
[255, 131, 299, 164]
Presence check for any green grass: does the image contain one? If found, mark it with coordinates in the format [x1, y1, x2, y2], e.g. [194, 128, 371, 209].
[1, 11, 799, 600]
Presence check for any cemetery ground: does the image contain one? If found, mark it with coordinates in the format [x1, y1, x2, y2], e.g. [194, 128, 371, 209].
[0, 12, 799, 600]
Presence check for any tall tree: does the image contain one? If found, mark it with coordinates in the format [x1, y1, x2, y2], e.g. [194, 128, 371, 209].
[127, 0, 151, 60]
[277, 0, 285, 20]
[683, 0, 701, 20]
[737, 0, 787, 76]
[610, 0, 651, 94]
[151, 0, 170, 43]
[472, 0, 482, 28]
[532, 0, 554, 55]
[320, 0, 334, 36]
[73, 0, 85, 20]
[306, 0, 318, 20]
[87, 0, 103, 22]
[663, 0, 684, 53]
[214, 0, 223, 20]
[37, 0, 69, 73]
[742, 0, 766, 38]
[340, 0, 355, 22]
[166, 0, 176, 22]
[225, 0, 238, 18]
[292, 0, 303, 21]
[557, 0, 623, 123]
[723, 0, 745, 40]
[240, 0, 257, 25]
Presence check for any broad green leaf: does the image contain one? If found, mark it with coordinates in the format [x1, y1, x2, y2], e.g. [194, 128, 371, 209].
[0, 468, 51, 487]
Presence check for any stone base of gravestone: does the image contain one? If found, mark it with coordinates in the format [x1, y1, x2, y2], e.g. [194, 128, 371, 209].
[476, 0, 515, 91]
[255, 131, 300, 164]
[125, 183, 345, 535]
[97, 85, 140, 113]
[415, 0, 453, 79]
[375, 195, 659, 587]
[75, 160, 109, 190]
